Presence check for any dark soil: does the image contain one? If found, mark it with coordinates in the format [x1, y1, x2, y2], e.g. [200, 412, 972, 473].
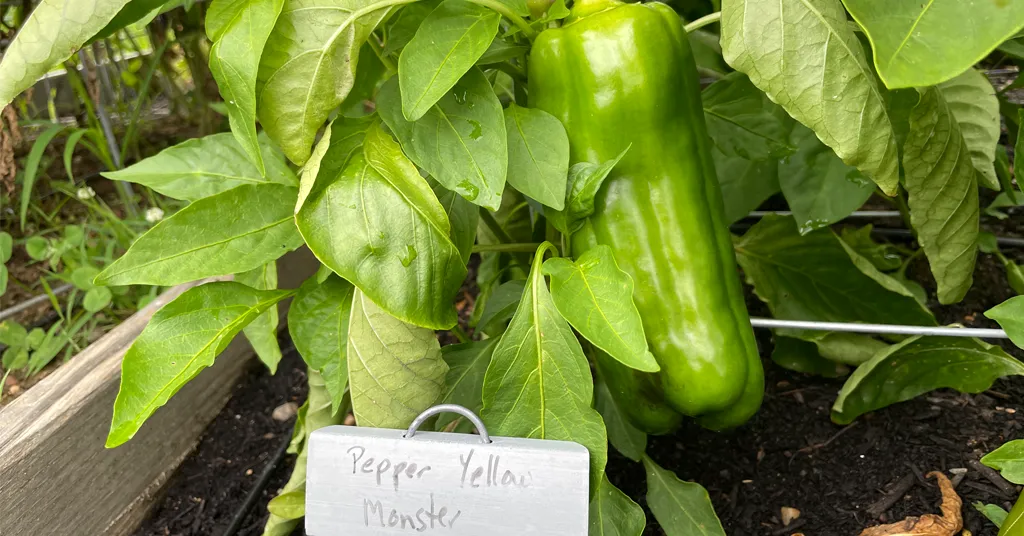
[132, 215, 1024, 536]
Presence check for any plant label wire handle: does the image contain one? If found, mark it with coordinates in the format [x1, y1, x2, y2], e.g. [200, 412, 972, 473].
[306, 406, 590, 535]
[403, 404, 491, 443]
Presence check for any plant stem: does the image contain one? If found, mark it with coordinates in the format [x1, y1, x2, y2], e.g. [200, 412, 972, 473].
[479, 207, 515, 244]
[466, 0, 538, 40]
[368, 36, 396, 74]
[684, 11, 720, 33]
[450, 324, 471, 343]
[473, 242, 543, 253]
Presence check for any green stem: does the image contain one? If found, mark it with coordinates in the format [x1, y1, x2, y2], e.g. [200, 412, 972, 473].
[684, 11, 720, 33]
[450, 324, 471, 343]
[479, 207, 515, 244]
[465, 0, 538, 40]
[473, 242, 543, 253]
[368, 36, 396, 74]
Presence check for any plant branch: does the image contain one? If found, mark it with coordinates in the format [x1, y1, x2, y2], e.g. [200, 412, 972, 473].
[684, 11, 720, 33]
[473, 242, 543, 253]
[368, 35, 396, 74]
[479, 207, 515, 244]
[465, 0, 538, 40]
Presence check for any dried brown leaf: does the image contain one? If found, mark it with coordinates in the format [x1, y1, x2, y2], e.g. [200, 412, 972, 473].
[859, 472, 963, 536]
[0, 104, 20, 193]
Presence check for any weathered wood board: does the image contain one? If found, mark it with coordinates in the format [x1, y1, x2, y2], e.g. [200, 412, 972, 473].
[0, 248, 317, 535]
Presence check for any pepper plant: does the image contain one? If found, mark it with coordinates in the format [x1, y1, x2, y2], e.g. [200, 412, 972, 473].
[3, 0, 1024, 533]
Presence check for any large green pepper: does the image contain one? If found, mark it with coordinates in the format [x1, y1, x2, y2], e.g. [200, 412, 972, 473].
[530, 0, 763, 429]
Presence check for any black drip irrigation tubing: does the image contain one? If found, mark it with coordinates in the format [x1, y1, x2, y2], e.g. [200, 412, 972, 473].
[219, 430, 293, 536]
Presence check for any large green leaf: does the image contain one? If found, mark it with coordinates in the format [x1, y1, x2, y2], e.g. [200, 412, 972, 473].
[734, 215, 935, 326]
[256, 0, 394, 164]
[589, 476, 646, 536]
[832, 336, 1024, 424]
[480, 244, 607, 490]
[90, 0, 173, 42]
[475, 279, 526, 336]
[435, 339, 496, 430]
[296, 123, 465, 329]
[208, 0, 285, 176]
[543, 246, 659, 373]
[903, 86, 979, 304]
[0, 0, 133, 109]
[295, 117, 373, 212]
[398, 0, 500, 121]
[643, 456, 727, 536]
[594, 376, 646, 462]
[771, 336, 849, 378]
[107, 282, 293, 447]
[778, 125, 874, 235]
[382, 0, 440, 56]
[981, 440, 1024, 485]
[938, 68, 1001, 191]
[1001, 495, 1024, 536]
[236, 261, 283, 373]
[985, 296, 1024, 350]
[713, 149, 780, 225]
[102, 133, 296, 201]
[701, 72, 794, 161]
[503, 103, 570, 210]
[96, 184, 303, 286]
[720, 0, 900, 195]
[288, 276, 355, 414]
[347, 290, 447, 428]
[378, 69, 507, 210]
[432, 181, 479, 263]
[842, 0, 1024, 89]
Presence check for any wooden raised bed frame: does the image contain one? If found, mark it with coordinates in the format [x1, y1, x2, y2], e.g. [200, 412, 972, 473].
[0, 249, 317, 535]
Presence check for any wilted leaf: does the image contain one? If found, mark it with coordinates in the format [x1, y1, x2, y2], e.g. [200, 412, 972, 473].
[858, 472, 962, 536]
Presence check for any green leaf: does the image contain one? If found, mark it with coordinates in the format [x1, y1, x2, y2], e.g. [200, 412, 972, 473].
[236, 261, 283, 374]
[477, 38, 528, 66]
[432, 181, 479, 264]
[378, 69, 507, 210]
[83, 287, 113, 313]
[102, 133, 297, 201]
[589, 476, 646, 536]
[480, 244, 607, 491]
[643, 456, 727, 536]
[831, 336, 1024, 424]
[842, 0, 1024, 89]
[981, 440, 1024, 485]
[974, 502, 1009, 528]
[0, 266, 7, 297]
[734, 215, 935, 326]
[549, 147, 630, 235]
[543, 246, 659, 373]
[267, 490, 305, 518]
[256, 0, 392, 165]
[382, 0, 439, 56]
[0, 232, 12, 263]
[347, 290, 448, 428]
[797, 331, 888, 367]
[713, 149, 780, 225]
[71, 266, 101, 291]
[96, 184, 303, 286]
[771, 337, 848, 378]
[778, 125, 874, 235]
[839, 226, 902, 272]
[398, 0, 500, 121]
[1001, 495, 1024, 536]
[25, 236, 49, 260]
[938, 68, 1001, 191]
[435, 339, 496, 430]
[476, 279, 525, 336]
[985, 296, 1024, 350]
[107, 282, 293, 447]
[20, 124, 66, 229]
[295, 117, 374, 213]
[903, 86, 980, 304]
[90, 0, 171, 42]
[208, 0, 286, 176]
[296, 123, 465, 329]
[701, 72, 794, 161]
[0, 0, 133, 109]
[288, 276, 355, 414]
[503, 104, 569, 210]
[594, 375, 646, 462]
[720, 0, 900, 195]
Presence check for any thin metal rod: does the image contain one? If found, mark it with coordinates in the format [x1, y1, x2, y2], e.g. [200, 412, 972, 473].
[869, 227, 1024, 248]
[747, 210, 903, 219]
[0, 284, 74, 322]
[750, 317, 1010, 339]
[405, 404, 491, 443]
